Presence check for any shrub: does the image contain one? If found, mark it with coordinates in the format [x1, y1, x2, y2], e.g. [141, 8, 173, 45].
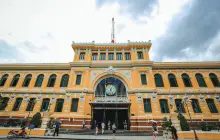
[30, 112, 42, 128]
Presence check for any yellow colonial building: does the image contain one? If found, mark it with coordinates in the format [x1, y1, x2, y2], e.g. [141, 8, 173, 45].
[0, 39, 220, 134]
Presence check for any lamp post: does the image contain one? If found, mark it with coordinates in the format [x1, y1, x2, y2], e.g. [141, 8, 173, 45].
[182, 95, 199, 140]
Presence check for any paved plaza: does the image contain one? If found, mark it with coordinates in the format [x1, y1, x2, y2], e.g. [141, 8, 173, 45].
[0, 134, 207, 140]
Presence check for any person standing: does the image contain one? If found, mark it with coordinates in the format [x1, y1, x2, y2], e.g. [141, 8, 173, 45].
[123, 120, 127, 131]
[171, 126, 178, 140]
[101, 122, 105, 134]
[112, 123, 116, 139]
[95, 125, 98, 135]
[82, 120, 85, 129]
[152, 122, 159, 140]
[108, 120, 111, 130]
[53, 120, 61, 136]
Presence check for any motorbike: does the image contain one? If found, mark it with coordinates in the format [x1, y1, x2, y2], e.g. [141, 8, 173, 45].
[7, 127, 27, 139]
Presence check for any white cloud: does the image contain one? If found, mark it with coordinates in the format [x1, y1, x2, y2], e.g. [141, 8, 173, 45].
[0, 0, 190, 63]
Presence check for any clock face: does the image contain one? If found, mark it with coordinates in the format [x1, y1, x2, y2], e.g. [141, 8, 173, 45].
[106, 85, 116, 96]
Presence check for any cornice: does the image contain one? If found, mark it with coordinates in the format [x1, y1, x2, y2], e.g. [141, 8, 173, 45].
[0, 63, 71, 70]
[70, 61, 153, 68]
[71, 40, 152, 50]
[152, 61, 220, 69]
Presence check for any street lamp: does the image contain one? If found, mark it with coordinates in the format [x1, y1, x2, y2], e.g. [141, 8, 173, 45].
[182, 94, 199, 140]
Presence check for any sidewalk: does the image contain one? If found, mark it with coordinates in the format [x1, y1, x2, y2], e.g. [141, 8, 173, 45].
[0, 134, 201, 140]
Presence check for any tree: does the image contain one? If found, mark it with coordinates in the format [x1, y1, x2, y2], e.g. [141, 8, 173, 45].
[30, 112, 42, 128]
[162, 117, 172, 131]
[177, 111, 190, 131]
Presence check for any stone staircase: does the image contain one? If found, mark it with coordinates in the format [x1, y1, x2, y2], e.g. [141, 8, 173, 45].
[59, 129, 163, 136]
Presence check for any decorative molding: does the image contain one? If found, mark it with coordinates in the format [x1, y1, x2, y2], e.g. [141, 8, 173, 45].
[90, 70, 103, 85]
[75, 71, 83, 75]
[152, 92, 157, 102]
[24, 93, 29, 101]
[104, 66, 117, 75]
[9, 93, 16, 102]
[79, 93, 85, 101]
[118, 70, 132, 84]
[199, 94, 205, 102]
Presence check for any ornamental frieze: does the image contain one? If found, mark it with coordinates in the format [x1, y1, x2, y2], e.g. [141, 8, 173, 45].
[90, 67, 132, 85]
[117, 70, 132, 84]
[90, 70, 104, 85]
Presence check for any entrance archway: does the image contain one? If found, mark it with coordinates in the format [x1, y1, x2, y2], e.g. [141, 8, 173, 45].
[91, 76, 130, 130]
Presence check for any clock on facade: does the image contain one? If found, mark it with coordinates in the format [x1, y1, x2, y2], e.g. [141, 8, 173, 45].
[105, 84, 116, 96]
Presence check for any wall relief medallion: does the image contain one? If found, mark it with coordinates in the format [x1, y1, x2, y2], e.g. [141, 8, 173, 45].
[104, 66, 117, 74]
[118, 70, 132, 84]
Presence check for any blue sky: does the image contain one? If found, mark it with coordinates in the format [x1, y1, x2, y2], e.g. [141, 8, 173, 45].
[0, 0, 220, 63]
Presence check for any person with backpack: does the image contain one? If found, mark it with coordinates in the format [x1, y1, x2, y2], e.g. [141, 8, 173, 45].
[152, 122, 159, 140]
[53, 120, 61, 137]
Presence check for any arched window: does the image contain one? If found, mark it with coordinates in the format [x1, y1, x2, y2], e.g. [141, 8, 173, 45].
[22, 74, 32, 87]
[206, 99, 218, 113]
[10, 74, 20, 87]
[168, 74, 178, 87]
[182, 73, 192, 87]
[60, 74, 69, 87]
[154, 74, 164, 87]
[0, 74, 9, 86]
[47, 74, 56, 87]
[209, 73, 220, 87]
[55, 99, 64, 112]
[26, 98, 36, 111]
[191, 99, 202, 113]
[195, 73, 207, 87]
[160, 99, 169, 113]
[35, 74, 44, 87]
[0, 97, 9, 110]
[40, 98, 50, 112]
[175, 99, 185, 113]
[12, 98, 23, 111]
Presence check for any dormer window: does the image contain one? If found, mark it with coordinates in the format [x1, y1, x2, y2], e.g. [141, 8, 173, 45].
[92, 53, 97, 60]
[79, 53, 85, 60]
[125, 53, 131, 60]
[108, 53, 114, 60]
[116, 53, 122, 60]
[100, 53, 106, 60]
[137, 52, 143, 59]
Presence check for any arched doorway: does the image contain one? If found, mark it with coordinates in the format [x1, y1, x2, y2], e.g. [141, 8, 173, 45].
[90, 76, 130, 130]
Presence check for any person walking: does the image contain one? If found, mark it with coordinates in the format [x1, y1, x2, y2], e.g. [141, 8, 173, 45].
[95, 125, 99, 135]
[152, 122, 159, 140]
[171, 126, 178, 140]
[82, 120, 86, 129]
[108, 120, 111, 130]
[123, 120, 127, 131]
[101, 122, 105, 134]
[112, 123, 116, 139]
[53, 120, 61, 136]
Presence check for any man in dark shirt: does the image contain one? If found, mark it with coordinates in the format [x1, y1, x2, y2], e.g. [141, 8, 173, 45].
[53, 120, 61, 136]
[171, 126, 178, 140]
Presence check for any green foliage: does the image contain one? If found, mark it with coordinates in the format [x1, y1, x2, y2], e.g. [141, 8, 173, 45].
[162, 117, 172, 131]
[177, 112, 190, 131]
[30, 112, 42, 128]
